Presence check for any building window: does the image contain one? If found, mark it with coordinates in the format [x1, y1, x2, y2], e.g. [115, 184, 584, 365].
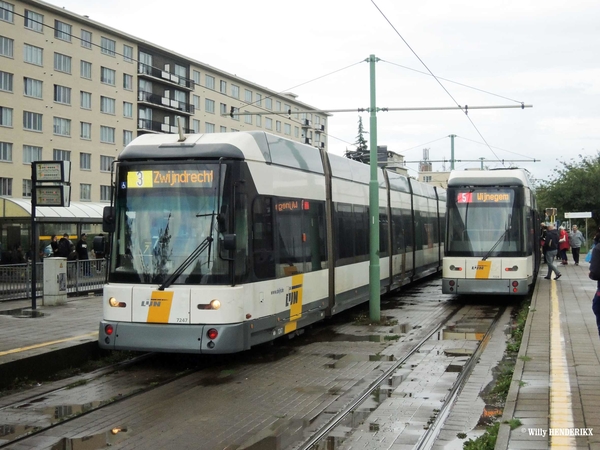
[193, 70, 201, 85]
[53, 117, 71, 136]
[219, 80, 226, 94]
[205, 122, 215, 133]
[54, 53, 71, 74]
[23, 145, 42, 163]
[192, 119, 200, 133]
[0, 1, 14, 23]
[0, 71, 13, 92]
[265, 117, 272, 130]
[22, 179, 32, 198]
[53, 149, 70, 161]
[23, 111, 41, 131]
[24, 77, 42, 98]
[138, 51, 152, 74]
[100, 155, 114, 171]
[276, 100, 281, 111]
[294, 126, 299, 138]
[123, 44, 133, 62]
[220, 103, 227, 115]
[284, 104, 291, 114]
[423, 175, 432, 182]
[244, 111, 252, 125]
[284, 123, 291, 135]
[24, 10, 43, 32]
[265, 97, 272, 110]
[205, 74, 215, 90]
[81, 29, 92, 49]
[255, 93, 262, 107]
[80, 183, 91, 201]
[0, 36, 13, 58]
[0, 178, 12, 196]
[123, 130, 133, 146]
[220, 126, 227, 133]
[231, 107, 239, 121]
[80, 152, 91, 169]
[23, 43, 42, 65]
[100, 185, 111, 201]
[1, 107, 13, 127]
[54, 20, 72, 42]
[244, 89, 252, 103]
[276, 120, 281, 132]
[80, 91, 91, 109]
[100, 96, 116, 115]
[123, 73, 133, 90]
[53, 85, 71, 105]
[80, 122, 91, 140]
[100, 126, 115, 144]
[100, 67, 116, 85]
[193, 95, 201, 110]
[205, 98, 215, 113]
[80, 60, 92, 79]
[0, 2, 15, 23]
[123, 101, 133, 118]
[0, 141, 12, 161]
[231, 84, 240, 99]
[256, 115, 261, 127]
[100, 36, 116, 56]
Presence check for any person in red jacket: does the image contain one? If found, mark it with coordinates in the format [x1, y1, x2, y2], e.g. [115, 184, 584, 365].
[558, 226, 570, 265]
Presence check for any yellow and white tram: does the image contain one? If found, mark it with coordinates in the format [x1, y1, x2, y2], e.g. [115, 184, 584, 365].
[442, 168, 540, 296]
[99, 131, 445, 353]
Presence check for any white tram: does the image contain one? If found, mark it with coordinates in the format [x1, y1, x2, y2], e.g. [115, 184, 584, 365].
[442, 168, 540, 296]
[99, 131, 445, 353]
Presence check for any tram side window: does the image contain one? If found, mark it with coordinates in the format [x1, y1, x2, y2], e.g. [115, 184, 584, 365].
[252, 196, 275, 279]
[401, 208, 413, 252]
[379, 208, 389, 257]
[391, 208, 405, 255]
[334, 202, 369, 266]
[274, 198, 327, 277]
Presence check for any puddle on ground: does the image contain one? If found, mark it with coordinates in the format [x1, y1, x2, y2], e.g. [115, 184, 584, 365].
[49, 426, 130, 450]
[0, 308, 45, 318]
[445, 364, 464, 373]
[324, 353, 395, 369]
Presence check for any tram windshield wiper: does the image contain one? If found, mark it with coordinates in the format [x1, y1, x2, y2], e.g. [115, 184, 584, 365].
[482, 215, 511, 261]
[158, 212, 215, 291]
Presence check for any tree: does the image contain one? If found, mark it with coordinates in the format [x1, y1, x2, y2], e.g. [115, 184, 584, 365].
[355, 116, 368, 152]
[536, 152, 600, 231]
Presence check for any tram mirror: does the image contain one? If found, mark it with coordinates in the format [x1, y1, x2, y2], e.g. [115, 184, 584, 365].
[102, 206, 115, 233]
[222, 234, 236, 250]
[217, 213, 227, 233]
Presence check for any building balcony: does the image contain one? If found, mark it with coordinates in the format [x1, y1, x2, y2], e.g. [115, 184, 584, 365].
[301, 119, 312, 128]
[138, 64, 194, 90]
[138, 119, 193, 134]
[138, 90, 195, 115]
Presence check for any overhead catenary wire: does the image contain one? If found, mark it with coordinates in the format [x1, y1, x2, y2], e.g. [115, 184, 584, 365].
[370, 0, 513, 164]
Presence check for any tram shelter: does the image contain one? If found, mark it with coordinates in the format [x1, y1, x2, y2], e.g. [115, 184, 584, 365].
[0, 197, 105, 262]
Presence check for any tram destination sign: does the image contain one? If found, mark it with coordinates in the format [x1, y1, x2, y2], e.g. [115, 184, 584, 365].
[35, 185, 71, 207]
[33, 161, 71, 183]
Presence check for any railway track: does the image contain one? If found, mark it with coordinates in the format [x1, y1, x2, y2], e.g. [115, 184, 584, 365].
[0, 279, 516, 450]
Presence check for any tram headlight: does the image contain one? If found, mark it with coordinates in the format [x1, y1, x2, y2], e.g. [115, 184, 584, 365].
[108, 297, 127, 308]
[210, 299, 221, 310]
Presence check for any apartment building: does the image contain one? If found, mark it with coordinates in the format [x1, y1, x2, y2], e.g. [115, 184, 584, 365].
[0, 0, 329, 204]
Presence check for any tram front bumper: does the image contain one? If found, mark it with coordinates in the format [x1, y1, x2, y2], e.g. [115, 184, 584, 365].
[442, 278, 529, 295]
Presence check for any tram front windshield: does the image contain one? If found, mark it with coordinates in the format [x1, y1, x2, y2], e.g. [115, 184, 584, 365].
[446, 188, 524, 257]
[109, 163, 231, 284]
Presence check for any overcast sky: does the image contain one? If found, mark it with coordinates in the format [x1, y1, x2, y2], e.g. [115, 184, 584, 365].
[48, 0, 600, 183]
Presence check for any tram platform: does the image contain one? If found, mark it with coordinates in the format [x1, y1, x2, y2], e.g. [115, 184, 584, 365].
[0, 294, 102, 388]
[496, 263, 600, 450]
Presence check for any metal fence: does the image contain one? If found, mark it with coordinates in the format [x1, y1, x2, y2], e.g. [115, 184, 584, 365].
[0, 259, 106, 302]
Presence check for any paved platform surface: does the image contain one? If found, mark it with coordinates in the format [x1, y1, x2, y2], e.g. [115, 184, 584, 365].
[496, 262, 600, 450]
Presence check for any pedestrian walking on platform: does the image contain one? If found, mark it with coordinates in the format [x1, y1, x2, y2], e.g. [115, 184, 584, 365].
[569, 225, 585, 265]
[543, 224, 561, 280]
[76, 233, 90, 276]
[558, 226, 570, 265]
[589, 240, 600, 339]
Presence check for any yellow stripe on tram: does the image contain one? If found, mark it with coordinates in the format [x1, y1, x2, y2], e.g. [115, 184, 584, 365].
[284, 274, 304, 334]
[0, 332, 98, 357]
[549, 280, 576, 448]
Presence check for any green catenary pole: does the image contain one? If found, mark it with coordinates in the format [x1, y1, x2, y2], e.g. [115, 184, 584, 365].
[369, 54, 380, 322]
